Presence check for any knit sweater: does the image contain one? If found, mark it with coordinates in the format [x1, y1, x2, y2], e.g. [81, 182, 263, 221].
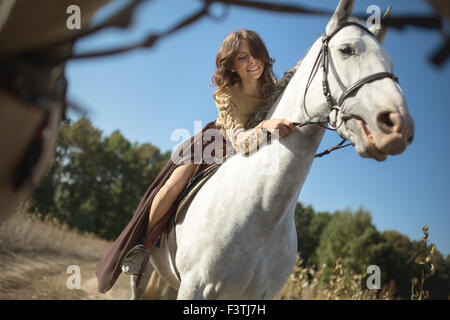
[214, 83, 268, 156]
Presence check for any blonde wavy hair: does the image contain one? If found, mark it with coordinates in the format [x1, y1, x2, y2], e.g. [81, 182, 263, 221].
[211, 30, 276, 100]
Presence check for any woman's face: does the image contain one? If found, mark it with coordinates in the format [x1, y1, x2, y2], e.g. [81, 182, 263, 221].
[231, 40, 264, 82]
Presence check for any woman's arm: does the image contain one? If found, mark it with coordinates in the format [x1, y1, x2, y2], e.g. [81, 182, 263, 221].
[215, 96, 268, 156]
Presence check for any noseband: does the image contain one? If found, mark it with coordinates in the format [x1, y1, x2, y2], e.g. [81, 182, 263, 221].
[294, 21, 399, 157]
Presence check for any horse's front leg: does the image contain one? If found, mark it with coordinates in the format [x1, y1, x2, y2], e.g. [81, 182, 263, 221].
[177, 273, 221, 300]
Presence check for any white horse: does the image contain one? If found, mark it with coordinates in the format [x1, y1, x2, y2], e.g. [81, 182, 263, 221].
[134, 0, 415, 300]
[0, 0, 109, 224]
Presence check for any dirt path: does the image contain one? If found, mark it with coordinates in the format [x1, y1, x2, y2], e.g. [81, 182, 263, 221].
[0, 250, 130, 300]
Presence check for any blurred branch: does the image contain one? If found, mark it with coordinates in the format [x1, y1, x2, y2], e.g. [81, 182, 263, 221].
[7, 0, 448, 65]
[207, 0, 446, 66]
[425, 0, 450, 66]
[429, 38, 449, 67]
[207, 0, 442, 30]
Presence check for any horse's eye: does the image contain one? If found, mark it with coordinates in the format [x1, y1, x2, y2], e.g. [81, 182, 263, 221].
[339, 45, 355, 55]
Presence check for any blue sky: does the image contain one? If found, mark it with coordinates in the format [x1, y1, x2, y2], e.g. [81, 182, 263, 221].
[66, 0, 450, 256]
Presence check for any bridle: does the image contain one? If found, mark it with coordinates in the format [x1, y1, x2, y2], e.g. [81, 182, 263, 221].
[292, 21, 399, 158]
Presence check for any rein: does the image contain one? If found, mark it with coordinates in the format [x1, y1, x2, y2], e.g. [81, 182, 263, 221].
[291, 117, 352, 158]
[292, 21, 399, 158]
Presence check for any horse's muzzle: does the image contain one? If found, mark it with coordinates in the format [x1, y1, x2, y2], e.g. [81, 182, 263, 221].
[373, 111, 414, 155]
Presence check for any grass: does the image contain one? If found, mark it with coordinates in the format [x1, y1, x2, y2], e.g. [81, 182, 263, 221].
[0, 205, 129, 300]
[0, 205, 111, 259]
[276, 254, 382, 300]
[277, 225, 442, 300]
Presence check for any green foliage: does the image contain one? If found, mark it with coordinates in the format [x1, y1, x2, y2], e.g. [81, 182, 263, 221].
[379, 230, 417, 298]
[294, 203, 331, 266]
[28, 117, 170, 240]
[294, 204, 450, 299]
[315, 207, 386, 282]
[376, 228, 449, 299]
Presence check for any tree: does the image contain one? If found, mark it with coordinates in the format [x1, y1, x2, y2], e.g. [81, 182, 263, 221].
[315, 207, 387, 281]
[29, 117, 170, 240]
[379, 230, 417, 299]
[294, 203, 331, 266]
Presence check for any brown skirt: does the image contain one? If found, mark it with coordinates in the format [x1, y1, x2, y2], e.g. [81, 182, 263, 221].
[96, 120, 234, 294]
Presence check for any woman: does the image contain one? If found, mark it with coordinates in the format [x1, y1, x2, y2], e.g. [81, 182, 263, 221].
[96, 29, 296, 294]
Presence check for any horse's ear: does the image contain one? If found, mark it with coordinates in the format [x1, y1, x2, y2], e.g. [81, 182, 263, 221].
[326, 0, 355, 35]
[369, 6, 391, 44]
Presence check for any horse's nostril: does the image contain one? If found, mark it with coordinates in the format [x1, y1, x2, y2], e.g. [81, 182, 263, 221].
[377, 112, 394, 128]
[377, 111, 404, 134]
[407, 134, 414, 145]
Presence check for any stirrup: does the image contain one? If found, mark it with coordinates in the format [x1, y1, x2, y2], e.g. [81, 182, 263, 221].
[121, 244, 147, 275]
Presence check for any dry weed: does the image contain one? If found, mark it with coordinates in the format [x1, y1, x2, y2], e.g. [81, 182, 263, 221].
[410, 225, 436, 300]
[0, 205, 110, 260]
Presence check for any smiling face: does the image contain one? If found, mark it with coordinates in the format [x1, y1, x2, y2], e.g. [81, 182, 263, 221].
[231, 40, 265, 82]
[212, 30, 275, 99]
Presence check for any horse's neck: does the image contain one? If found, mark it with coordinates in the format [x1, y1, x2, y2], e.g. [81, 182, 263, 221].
[267, 37, 328, 172]
[240, 38, 329, 223]
[270, 38, 329, 126]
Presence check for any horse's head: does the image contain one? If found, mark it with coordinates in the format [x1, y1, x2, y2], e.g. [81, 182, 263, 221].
[320, 0, 414, 161]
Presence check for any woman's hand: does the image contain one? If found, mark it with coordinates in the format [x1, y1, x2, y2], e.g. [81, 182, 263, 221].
[261, 118, 296, 138]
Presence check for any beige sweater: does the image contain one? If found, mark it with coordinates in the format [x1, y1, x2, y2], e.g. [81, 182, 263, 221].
[214, 83, 268, 156]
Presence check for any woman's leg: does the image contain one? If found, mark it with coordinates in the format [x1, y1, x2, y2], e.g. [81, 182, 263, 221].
[145, 163, 199, 239]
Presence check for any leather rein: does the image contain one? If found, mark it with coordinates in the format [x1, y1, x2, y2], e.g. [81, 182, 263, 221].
[291, 21, 399, 158]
